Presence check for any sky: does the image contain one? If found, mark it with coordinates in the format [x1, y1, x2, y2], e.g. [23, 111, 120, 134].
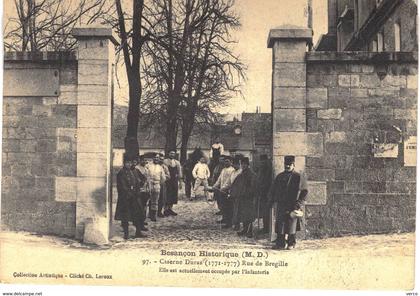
[3, 0, 328, 114]
[112, 0, 328, 114]
[228, 0, 328, 114]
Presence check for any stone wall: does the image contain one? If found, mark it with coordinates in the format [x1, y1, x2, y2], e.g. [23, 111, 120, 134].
[304, 52, 417, 238]
[2, 27, 116, 245]
[2, 52, 78, 236]
[381, 0, 418, 52]
[269, 26, 417, 239]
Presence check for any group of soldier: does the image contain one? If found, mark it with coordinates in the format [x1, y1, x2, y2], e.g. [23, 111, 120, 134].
[115, 151, 182, 240]
[115, 149, 308, 250]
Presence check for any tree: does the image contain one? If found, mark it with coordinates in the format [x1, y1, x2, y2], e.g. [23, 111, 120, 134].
[4, 0, 112, 51]
[112, 0, 149, 159]
[141, 0, 244, 160]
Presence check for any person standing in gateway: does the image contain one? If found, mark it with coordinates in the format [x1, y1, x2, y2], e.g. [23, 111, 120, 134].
[268, 155, 308, 250]
[163, 150, 183, 216]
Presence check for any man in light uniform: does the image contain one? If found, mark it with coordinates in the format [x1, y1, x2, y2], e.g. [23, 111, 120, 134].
[146, 154, 166, 221]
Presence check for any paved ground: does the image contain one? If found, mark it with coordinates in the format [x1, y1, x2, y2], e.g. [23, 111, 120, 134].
[0, 194, 416, 289]
[109, 194, 271, 248]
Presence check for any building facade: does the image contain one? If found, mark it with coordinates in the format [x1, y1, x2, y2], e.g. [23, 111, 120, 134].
[316, 0, 418, 52]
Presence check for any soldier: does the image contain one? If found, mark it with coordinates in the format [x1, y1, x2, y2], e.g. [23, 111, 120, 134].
[115, 154, 147, 239]
[146, 154, 166, 221]
[232, 157, 257, 238]
[158, 154, 170, 218]
[163, 150, 183, 216]
[210, 155, 226, 215]
[268, 155, 308, 250]
[256, 154, 272, 234]
[136, 155, 150, 228]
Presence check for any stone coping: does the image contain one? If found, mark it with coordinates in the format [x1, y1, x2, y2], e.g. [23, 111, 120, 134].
[72, 27, 119, 46]
[267, 27, 313, 48]
[306, 51, 418, 63]
[4, 51, 77, 62]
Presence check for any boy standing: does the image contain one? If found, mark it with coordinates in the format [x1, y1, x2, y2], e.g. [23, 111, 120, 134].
[191, 156, 211, 200]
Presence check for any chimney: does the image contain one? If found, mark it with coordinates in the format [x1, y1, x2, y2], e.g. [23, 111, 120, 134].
[307, 0, 313, 30]
[328, 0, 338, 34]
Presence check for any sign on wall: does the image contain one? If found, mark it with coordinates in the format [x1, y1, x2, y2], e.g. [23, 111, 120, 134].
[404, 136, 417, 166]
[372, 143, 399, 158]
[4, 68, 59, 97]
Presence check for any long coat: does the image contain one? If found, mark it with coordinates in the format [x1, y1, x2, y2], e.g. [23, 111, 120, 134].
[231, 168, 258, 224]
[256, 159, 272, 218]
[268, 170, 308, 232]
[115, 167, 146, 223]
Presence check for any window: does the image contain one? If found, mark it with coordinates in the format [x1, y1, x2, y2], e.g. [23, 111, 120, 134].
[394, 22, 401, 52]
[354, 0, 359, 31]
[377, 32, 384, 52]
[371, 39, 378, 52]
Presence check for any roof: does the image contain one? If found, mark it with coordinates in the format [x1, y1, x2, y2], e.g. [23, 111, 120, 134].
[112, 106, 272, 151]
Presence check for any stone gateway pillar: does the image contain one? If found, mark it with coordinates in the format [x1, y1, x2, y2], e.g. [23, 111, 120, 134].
[72, 27, 117, 245]
[267, 26, 320, 240]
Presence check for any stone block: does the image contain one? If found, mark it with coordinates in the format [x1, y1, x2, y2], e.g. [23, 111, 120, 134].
[325, 131, 346, 143]
[381, 75, 407, 88]
[407, 75, 418, 89]
[317, 109, 342, 120]
[32, 105, 52, 116]
[42, 97, 58, 105]
[394, 109, 416, 121]
[77, 85, 110, 105]
[306, 181, 327, 205]
[83, 217, 109, 245]
[360, 74, 381, 88]
[3, 115, 38, 128]
[307, 88, 328, 109]
[36, 139, 57, 152]
[368, 89, 399, 97]
[273, 63, 306, 87]
[328, 87, 351, 108]
[361, 65, 375, 73]
[19, 139, 37, 152]
[350, 75, 360, 87]
[273, 156, 305, 175]
[273, 41, 307, 62]
[55, 176, 78, 202]
[58, 84, 78, 104]
[307, 74, 337, 88]
[274, 109, 306, 132]
[327, 181, 345, 193]
[77, 39, 114, 61]
[57, 128, 77, 152]
[351, 88, 368, 98]
[78, 61, 109, 86]
[77, 152, 108, 177]
[59, 65, 78, 85]
[76, 177, 108, 205]
[273, 132, 324, 157]
[273, 87, 306, 108]
[338, 75, 351, 87]
[78, 105, 110, 128]
[306, 168, 335, 181]
[4, 100, 33, 115]
[77, 128, 109, 153]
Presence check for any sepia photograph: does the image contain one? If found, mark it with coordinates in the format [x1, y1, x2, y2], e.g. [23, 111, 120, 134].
[0, 0, 418, 294]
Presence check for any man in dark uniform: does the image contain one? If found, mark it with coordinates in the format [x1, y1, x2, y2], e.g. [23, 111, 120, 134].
[268, 156, 308, 250]
[231, 157, 257, 238]
[163, 150, 182, 216]
[256, 154, 272, 234]
[115, 154, 147, 240]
